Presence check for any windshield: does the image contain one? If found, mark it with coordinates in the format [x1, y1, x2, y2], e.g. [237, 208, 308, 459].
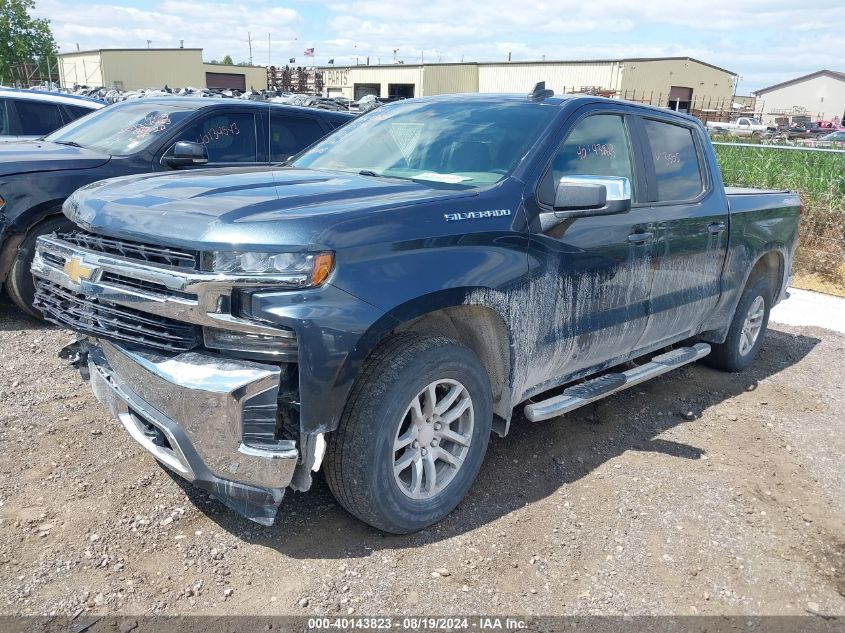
[291, 99, 558, 187]
[44, 102, 195, 155]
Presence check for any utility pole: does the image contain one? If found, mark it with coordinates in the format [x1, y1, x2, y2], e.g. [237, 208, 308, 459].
[248, 32, 253, 65]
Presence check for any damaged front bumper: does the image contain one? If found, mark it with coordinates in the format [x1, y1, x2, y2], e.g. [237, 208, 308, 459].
[84, 337, 299, 525]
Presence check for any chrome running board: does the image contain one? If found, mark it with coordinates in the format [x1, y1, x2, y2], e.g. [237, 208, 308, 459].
[524, 343, 711, 422]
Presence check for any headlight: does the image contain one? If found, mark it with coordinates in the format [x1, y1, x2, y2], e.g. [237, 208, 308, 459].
[202, 250, 334, 286]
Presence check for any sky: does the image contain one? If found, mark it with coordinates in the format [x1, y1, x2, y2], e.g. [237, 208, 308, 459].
[34, 0, 845, 93]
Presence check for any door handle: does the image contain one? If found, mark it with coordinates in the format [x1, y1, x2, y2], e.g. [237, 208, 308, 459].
[627, 231, 653, 244]
[708, 222, 727, 234]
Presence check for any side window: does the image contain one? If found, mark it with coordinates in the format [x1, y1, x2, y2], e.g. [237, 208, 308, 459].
[14, 100, 64, 135]
[62, 104, 95, 122]
[269, 116, 326, 162]
[0, 99, 10, 135]
[176, 112, 258, 163]
[642, 119, 704, 202]
[541, 114, 634, 205]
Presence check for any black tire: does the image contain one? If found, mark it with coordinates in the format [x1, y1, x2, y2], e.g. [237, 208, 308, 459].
[324, 333, 493, 534]
[4, 216, 74, 318]
[704, 276, 772, 372]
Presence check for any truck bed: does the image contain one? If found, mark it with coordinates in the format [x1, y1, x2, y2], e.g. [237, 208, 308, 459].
[726, 187, 801, 215]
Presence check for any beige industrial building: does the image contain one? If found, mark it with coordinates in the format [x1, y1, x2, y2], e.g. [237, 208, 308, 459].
[57, 48, 268, 91]
[321, 57, 737, 111]
[754, 70, 845, 124]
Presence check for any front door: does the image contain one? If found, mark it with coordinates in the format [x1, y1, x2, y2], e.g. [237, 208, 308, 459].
[520, 108, 652, 398]
[632, 115, 728, 349]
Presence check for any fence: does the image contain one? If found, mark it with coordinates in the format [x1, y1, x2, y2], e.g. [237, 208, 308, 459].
[713, 142, 845, 297]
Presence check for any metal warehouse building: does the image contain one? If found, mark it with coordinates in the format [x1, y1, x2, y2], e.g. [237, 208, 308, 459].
[753, 70, 845, 125]
[321, 57, 737, 111]
[57, 48, 268, 91]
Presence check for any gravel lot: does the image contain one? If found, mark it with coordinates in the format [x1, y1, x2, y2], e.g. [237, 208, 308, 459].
[1, 293, 844, 618]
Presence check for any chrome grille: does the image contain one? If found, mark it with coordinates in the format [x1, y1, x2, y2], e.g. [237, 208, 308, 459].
[34, 279, 200, 352]
[58, 231, 198, 269]
[99, 271, 197, 300]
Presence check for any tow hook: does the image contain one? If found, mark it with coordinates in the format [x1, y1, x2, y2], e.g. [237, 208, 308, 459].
[58, 339, 90, 379]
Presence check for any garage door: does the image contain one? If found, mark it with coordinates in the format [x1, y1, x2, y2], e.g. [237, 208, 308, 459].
[206, 72, 246, 91]
[354, 83, 380, 100]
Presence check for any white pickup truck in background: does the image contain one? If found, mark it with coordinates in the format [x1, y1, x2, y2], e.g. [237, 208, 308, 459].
[706, 116, 773, 138]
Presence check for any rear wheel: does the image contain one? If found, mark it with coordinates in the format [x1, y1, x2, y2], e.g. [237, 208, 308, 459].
[324, 333, 493, 533]
[5, 216, 74, 318]
[704, 276, 771, 372]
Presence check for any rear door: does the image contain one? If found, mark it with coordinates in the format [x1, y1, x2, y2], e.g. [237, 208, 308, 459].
[632, 114, 728, 349]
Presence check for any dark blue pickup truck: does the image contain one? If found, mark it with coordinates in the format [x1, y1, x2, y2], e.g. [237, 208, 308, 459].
[0, 97, 352, 315]
[31, 86, 801, 533]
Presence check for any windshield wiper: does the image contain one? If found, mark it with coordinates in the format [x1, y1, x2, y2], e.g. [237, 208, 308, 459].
[52, 140, 82, 148]
[358, 169, 381, 177]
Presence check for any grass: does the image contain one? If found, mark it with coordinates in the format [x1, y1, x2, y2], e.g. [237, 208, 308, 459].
[712, 143, 845, 296]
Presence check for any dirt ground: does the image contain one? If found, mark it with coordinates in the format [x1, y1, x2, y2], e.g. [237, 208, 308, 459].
[1, 294, 844, 618]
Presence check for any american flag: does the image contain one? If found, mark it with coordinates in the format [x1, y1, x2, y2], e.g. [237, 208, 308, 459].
[304, 48, 314, 57]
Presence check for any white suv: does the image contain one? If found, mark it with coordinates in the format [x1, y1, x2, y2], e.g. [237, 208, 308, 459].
[0, 89, 105, 141]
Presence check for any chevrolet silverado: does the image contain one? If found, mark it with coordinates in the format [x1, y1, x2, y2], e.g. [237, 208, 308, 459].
[32, 85, 801, 533]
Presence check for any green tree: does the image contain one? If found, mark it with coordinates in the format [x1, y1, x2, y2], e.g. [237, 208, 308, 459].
[222, 54, 233, 65]
[0, 0, 58, 85]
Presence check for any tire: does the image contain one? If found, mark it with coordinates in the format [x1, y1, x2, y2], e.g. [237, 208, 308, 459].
[5, 216, 75, 318]
[704, 276, 772, 372]
[324, 332, 493, 534]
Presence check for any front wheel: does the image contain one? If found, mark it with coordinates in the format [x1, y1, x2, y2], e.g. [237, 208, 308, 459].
[324, 333, 493, 533]
[704, 276, 772, 372]
[5, 216, 75, 318]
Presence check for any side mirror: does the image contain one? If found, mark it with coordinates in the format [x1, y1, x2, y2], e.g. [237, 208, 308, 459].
[538, 175, 631, 232]
[162, 141, 209, 168]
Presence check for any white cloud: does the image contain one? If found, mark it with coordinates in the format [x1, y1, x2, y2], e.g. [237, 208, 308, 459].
[36, 0, 301, 64]
[33, 0, 844, 91]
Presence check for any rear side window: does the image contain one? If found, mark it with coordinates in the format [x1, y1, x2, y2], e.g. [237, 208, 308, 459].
[14, 99, 64, 135]
[62, 104, 95, 122]
[269, 115, 325, 162]
[177, 112, 258, 163]
[643, 119, 704, 202]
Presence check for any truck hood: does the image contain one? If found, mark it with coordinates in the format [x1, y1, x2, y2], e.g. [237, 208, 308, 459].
[0, 140, 111, 176]
[66, 166, 477, 249]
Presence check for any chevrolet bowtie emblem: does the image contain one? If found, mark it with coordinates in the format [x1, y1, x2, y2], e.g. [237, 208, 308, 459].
[64, 256, 95, 284]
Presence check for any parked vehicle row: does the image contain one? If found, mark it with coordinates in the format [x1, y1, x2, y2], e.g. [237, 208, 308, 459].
[19, 84, 800, 533]
[782, 120, 844, 140]
[705, 116, 845, 144]
[0, 98, 354, 315]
